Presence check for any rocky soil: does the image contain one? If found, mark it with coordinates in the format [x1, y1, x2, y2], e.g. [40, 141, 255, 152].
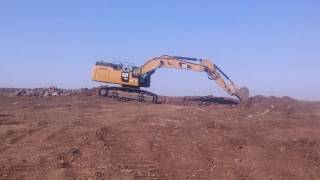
[0, 88, 319, 179]
[8, 87, 98, 97]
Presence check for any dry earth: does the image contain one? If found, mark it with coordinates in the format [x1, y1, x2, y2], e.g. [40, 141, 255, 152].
[0, 89, 320, 180]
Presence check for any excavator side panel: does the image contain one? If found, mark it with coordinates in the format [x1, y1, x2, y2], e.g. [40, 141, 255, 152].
[92, 65, 139, 87]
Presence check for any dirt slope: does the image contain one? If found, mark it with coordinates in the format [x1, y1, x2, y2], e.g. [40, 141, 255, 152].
[0, 94, 320, 179]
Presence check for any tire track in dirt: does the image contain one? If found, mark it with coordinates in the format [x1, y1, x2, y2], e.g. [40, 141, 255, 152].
[97, 124, 170, 180]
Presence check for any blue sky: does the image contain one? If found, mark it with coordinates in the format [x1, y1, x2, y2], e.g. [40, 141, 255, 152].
[0, 0, 319, 100]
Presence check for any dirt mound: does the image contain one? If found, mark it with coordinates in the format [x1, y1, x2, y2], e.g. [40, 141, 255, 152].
[247, 95, 296, 106]
[158, 95, 239, 106]
[0, 94, 319, 179]
[1, 87, 99, 97]
[8, 87, 241, 106]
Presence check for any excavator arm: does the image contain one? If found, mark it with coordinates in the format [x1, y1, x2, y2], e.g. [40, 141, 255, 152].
[133, 55, 249, 101]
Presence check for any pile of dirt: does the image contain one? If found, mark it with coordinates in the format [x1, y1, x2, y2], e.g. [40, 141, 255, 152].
[4, 87, 239, 105]
[0, 95, 319, 179]
[247, 95, 296, 107]
[158, 95, 239, 106]
[11, 87, 98, 97]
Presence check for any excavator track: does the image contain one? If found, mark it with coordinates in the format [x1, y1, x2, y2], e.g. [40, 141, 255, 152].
[98, 86, 158, 103]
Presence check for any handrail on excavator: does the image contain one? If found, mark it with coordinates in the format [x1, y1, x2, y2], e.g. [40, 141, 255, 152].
[163, 55, 202, 62]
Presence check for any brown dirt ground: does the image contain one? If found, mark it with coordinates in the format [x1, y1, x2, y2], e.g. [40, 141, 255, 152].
[0, 91, 320, 180]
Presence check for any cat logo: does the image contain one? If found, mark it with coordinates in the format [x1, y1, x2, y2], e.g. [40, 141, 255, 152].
[121, 72, 129, 82]
[181, 63, 190, 69]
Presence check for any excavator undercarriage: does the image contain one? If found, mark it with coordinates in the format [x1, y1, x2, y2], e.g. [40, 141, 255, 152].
[98, 86, 158, 103]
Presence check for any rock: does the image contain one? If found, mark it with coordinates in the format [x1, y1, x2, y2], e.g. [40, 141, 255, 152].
[121, 169, 133, 173]
[262, 109, 270, 115]
[52, 92, 59, 96]
[14, 91, 21, 96]
[12, 87, 97, 97]
[69, 147, 80, 157]
[44, 91, 50, 97]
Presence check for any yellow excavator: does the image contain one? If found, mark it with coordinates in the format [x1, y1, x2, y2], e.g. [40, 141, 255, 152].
[91, 55, 249, 103]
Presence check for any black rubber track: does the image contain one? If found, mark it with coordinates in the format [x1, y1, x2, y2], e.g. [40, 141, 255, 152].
[98, 86, 158, 103]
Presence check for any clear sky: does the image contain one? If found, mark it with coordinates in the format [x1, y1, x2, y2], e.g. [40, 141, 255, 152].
[0, 0, 319, 100]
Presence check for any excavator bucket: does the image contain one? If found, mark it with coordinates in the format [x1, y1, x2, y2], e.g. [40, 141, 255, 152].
[236, 87, 250, 102]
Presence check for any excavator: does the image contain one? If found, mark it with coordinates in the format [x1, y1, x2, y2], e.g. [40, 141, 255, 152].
[91, 55, 249, 103]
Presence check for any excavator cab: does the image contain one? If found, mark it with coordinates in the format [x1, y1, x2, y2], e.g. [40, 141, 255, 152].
[138, 70, 155, 88]
[120, 63, 134, 82]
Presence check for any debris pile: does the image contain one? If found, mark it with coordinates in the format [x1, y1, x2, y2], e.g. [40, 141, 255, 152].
[158, 95, 239, 105]
[14, 86, 97, 97]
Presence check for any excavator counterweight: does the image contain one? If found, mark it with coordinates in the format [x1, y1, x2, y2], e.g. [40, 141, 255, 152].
[92, 55, 249, 103]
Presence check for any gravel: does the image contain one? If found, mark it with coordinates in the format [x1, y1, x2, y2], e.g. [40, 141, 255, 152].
[13, 86, 97, 97]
